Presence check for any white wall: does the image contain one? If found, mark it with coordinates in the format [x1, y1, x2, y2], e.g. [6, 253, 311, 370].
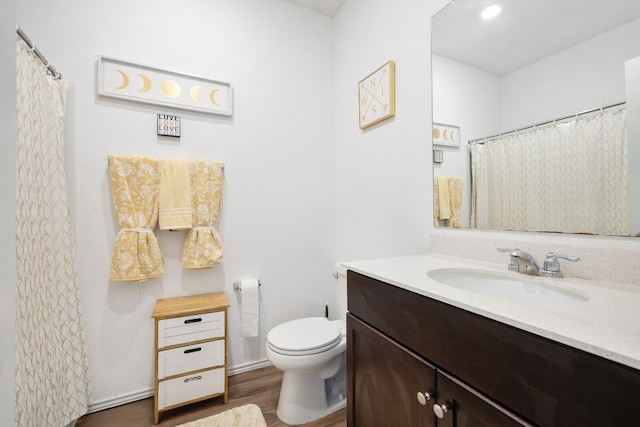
[0, 0, 17, 424]
[333, 0, 447, 261]
[18, 0, 336, 408]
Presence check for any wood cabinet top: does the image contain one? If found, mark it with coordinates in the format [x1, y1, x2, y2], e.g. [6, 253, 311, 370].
[152, 292, 230, 319]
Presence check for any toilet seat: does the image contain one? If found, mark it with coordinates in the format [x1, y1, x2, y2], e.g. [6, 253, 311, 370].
[267, 317, 342, 356]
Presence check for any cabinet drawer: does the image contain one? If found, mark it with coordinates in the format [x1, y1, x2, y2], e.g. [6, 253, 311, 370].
[158, 367, 225, 410]
[158, 340, 225, 380]
[157, 311, 224, 348]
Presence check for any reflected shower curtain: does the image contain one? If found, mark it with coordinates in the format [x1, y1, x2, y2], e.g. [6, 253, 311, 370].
[15, 37, 90, 426]
[471, 108, 629, 235]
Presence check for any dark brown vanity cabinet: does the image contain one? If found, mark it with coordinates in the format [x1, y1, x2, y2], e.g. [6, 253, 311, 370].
[346, 271, 640, 427]
[348, 313, 437, 426]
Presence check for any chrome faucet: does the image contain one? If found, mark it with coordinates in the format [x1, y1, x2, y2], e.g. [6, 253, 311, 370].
[497, 248, 540, 276]
[539, 252, 580, 278]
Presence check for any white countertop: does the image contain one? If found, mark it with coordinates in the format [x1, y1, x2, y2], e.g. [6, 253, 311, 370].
[342, 253, 640, 371]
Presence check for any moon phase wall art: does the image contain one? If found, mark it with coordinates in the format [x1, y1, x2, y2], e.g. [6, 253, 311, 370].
[97, 56, 232, 116]
[432, 123, 459, 147]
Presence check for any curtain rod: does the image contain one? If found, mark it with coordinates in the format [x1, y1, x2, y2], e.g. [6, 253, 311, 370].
[467, 101, 626, 145]
[16, 26, 62, 80]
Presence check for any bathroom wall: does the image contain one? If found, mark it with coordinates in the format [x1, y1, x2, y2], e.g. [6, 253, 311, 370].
[333, 0, 448, 261]
[0, 0, 17, 423]
[17, 0, 336, 409]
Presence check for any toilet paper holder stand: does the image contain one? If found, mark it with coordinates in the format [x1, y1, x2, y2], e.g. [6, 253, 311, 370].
[233, 280, 261, 291]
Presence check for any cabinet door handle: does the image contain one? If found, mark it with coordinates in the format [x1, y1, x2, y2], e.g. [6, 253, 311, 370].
[184, 375, 203, 383]
[416, 391, 433, 405]
[184, 347, 202, 354]
[184, 318, 202, 324]
[433, 402, 452, 419]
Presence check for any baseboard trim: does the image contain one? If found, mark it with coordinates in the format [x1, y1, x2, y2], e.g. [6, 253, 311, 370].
[88, 388, 154, 414]
[86, 360, 273, 414]
[228, 359, 272, 376]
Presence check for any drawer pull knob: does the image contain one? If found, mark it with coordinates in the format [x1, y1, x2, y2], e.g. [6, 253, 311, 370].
[184, 347, 202, 354]
[416, 391, 433, 405]
[184, 318, 202, 324]
[184, 375, 203, 383]
[433, 402, 452, 419]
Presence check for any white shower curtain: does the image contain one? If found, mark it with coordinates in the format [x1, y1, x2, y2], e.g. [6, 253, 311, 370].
[15, 37, 91, 426]
[471, 108, 629, 235]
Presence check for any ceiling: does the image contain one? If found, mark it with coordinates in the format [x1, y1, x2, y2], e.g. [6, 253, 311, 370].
[284, 0, 347, 17]
[283, 0, 640, 76]
[432, 0, 640, 75]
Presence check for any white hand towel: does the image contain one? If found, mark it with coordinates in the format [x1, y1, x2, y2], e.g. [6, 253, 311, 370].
[241, 279, 260, 337]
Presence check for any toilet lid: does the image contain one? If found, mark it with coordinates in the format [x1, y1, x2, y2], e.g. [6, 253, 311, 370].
[268, 317, 342, 355]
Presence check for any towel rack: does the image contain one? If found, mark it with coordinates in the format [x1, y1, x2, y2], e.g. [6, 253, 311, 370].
[107, 156, 225, 171]
[233, 280, 261, 290]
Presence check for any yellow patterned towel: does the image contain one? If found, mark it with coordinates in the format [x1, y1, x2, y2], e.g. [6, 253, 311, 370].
[159, 159, 193, 230]
[181, 161, 224, 268]
[109, 155, 164, 282]
[436, 175, 451, 220]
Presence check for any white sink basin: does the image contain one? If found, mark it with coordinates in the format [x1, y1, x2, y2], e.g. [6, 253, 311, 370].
[427, 268, 589, 305]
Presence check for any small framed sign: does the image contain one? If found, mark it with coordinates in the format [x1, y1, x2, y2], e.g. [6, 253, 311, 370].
[157, 114, 181, 137]
[433, 149, 444, 163]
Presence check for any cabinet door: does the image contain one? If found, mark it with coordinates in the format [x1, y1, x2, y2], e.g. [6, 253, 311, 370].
[347, 314, 437, 427]
[434, 370, 531, 427]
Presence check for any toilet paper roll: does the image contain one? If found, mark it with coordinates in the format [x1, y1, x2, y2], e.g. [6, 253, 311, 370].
[241, 279, 260, 338]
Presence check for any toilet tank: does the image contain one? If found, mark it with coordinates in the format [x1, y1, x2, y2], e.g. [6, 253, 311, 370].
[334, 263, 348, 321]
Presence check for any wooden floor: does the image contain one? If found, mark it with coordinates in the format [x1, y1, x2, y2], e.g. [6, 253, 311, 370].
[76, 366, 346, 427]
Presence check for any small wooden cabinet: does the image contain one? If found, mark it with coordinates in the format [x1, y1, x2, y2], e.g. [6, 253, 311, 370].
[151, 293, 230, 424]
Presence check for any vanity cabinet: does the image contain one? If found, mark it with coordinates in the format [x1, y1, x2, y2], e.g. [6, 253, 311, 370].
[347, 271, 640, 427]
[151, 293, 230, 424]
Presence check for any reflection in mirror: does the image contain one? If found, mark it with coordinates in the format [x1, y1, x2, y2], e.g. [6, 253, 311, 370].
[431, 0, 640, 237]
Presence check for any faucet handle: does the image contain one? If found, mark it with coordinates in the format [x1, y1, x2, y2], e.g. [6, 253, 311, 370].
[540, 252, 580, 278]
[497, 247, 519, 254]
[497, 248, 520, 272]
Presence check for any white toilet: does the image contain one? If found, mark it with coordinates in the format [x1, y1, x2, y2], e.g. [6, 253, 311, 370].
[265, 264, 348, 425]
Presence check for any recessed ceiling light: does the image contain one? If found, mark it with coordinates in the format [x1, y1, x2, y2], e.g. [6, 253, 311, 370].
[481, 5, 502, 20]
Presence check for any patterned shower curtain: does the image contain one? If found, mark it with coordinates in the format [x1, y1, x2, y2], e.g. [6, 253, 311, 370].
[15, 37, 91, 426]
[470, 108, 629, 235]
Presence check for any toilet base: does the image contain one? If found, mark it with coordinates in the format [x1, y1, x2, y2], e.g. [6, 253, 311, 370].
[276, 370, 346, 425]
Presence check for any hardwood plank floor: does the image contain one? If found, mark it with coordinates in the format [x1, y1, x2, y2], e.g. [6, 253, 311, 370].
[76, 366, 346, 427]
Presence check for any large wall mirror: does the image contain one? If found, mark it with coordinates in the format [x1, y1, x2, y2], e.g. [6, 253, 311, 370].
[431, 0, 640, 237]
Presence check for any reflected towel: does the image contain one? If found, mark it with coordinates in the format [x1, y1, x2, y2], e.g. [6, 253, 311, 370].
[436, 175, 451, 220]
[448, 177, 463, 228]
[159, 159, 192, 230]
